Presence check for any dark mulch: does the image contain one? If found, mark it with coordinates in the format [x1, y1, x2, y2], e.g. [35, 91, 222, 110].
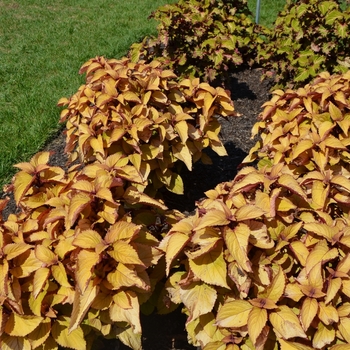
[0, 68, 273, 350]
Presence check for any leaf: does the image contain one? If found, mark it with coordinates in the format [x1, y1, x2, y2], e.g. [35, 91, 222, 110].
[312, 322, 335, 349]
[195, 209, 230, 231]
[4, 243, 31, 260]
[35, 245, 57, 266]
[51, 316, 86, 350]
[172, 142, 192, 171]
[189, 241, 229, 289]
[109, 241, 145, 266]
[216, 300, 253, 328]
[107, 263, 149, 290]
[269, 305, 307, 340]
[300, 297, 318, 331]
[164, 232, 190, 276]
[279, 339, 314, 350]
[65, 193, 91, 229]
[180, 282, 217, 322]
[259, 266, 285, 302]
[33, 267, 50, 299]
[235, 204, 265, 221]
[224, 224, 252, 273]
[248, 307, 268, 345]
[174, 120, 189, 144]
[0, 335, 31, 350]
[76, 250, 100, 294]
[26, 317, 51, 349]
[105, 221, 140, 244]
[13, 172, 34, 204]
[73, 229, 104, 249]
[277, 174, 307, 201]
[69, 281, 99, 332]
[318, 302, 338, 325]
[325, 277, 342, 304]
[110, 290, 141, 334]
[5, 313, 43, 337]
[117, 326, 142, 350]
[338, 317, 350, 343]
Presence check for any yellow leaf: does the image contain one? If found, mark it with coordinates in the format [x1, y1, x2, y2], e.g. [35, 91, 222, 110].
[290, 241, 308, 266]
[180, 281, 217, 322]
[174, 120, 189, 144]
[51, 316, 86, 350]
[105, 221, 140, 244]
[172, 142, 192, 171]
[76, 250, 100, 294]
[338, 318, 350, 343]
[73, 229, 104, 249]
[109, 290, 141, 334]
[235, 204, 265, 221]
[318, 302, 338, 325]
[259, 266, 285, 303]
[248, 307, 267, 345]
[65, 193, 91, 229]
[269, 305, 307, 340]
[35, 245, 57, 266]
[117, 326, 142, 350]
[279, 339, 314, 350]
[216, 300, 253, 328]
[305, 240, 338, 274]
[195, 209, 230, 231]
[107, 263, 149, 290]
[10, 250, 42, 278]
[69, 281, 99, 332]
[4, 243, 31, 260]
[0, 334, 31, 350]
[33, 267, 50, 299]
[51, 262, 71, 288]
[277, 174, 307, 201]
[189, 240, 229, 289]
[5, 313, 43, 337]
[164, 232, 190, 275]
[325, 277, 342, 304]
[26, 317, 51, 349]
[291, 139, 313, 161]
[312, 322, 335, 349]
[109, 241, 145, 266]
[329, 101, 343, 121]
[300, 297, 318, 331]
[224, 224, 252, 273]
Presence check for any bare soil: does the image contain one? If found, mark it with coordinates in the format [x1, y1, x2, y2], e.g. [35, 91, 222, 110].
[0, 68, 273, 350]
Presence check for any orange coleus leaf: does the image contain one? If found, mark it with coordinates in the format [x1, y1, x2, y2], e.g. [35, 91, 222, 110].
[278, 339, 314, 350]
[26, 317, 51, 349]
[258, 265, 285, 303]
[318, 301, 338, 325]
[234, 204, 266, 221]
[269, 305, 307, 340]
[75, 250, 100, 294]
[108, 241, 145, 266]
[312, 322, 336, 349]
[180, 281, 217, 322]
[300, 297, 318, 331]
[52, 316, 86, 350]
[3, 243, 31, 260]
[35, 245, 58, 266]
[32, 267, 50, 299]
[51, 262, 71, 288]
[4, 313, 43, 337]
[303, 222, 339, 243]
[110, 290, 141, 333]
[73, 229, 104, 249]
[189, 241, 229, 289]
[195, 209, 230, 231]
[12, 171, 34, 205]
[277, 174, 308, 201]
[216, 300, 253, 328]
[107, 263, 149, 290]
[65, 192, 92, 229]
[224, 224, 252, 273]
[69, 281, 99, 332]
[105, 220, 141, 244]
[247, 307, 268, 346]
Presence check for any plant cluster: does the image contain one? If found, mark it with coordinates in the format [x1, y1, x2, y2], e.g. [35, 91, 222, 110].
[258, 0, 350, 88]
[128, 0, 268, 83]
[159, 70, 350, 349]
[58, 56, 236, 195]
[0, 56, 235, 349]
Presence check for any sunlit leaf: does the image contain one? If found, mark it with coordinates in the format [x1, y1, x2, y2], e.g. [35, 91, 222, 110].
[5, 313, 43, 337]
[216, 300, 253, 328]
[312, 322, 335, 349]
[247, 307, 268, 345]
[300, 297, 318, 331]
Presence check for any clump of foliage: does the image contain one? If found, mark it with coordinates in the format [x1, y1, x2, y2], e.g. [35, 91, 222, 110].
[258, 0, 350, 88]
[0, 151, 184, 349]
[159, 70, 350, 349]
[58, 56, 236, 195]
[128, 0, 269, 83]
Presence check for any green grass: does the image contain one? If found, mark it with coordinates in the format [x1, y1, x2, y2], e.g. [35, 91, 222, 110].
[0, 0, 293, 190]
[247, 0, 287, 28]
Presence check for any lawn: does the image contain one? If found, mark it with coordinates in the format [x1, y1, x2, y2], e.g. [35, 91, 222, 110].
[0, 0, 287, 189]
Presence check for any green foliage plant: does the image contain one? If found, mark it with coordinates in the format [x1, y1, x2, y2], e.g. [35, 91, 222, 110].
[0, 151, 184, 350]
[58, 56, 236, 196]
[258, 0, 350, 89]
[128, 0, 269, 83]
[159, 71, 350, 349]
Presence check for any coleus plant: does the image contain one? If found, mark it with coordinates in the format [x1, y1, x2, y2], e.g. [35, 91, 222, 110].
[159, 70, 350, 349]
[128, 0, 269, 83]
[58, 56, 236, 196]
[0, 151, 184, 350]
[258, 0, 350, 89]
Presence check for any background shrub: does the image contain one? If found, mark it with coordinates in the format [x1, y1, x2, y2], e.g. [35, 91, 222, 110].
[128, 0, 269, 83]
[258, 0, 350, 88]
